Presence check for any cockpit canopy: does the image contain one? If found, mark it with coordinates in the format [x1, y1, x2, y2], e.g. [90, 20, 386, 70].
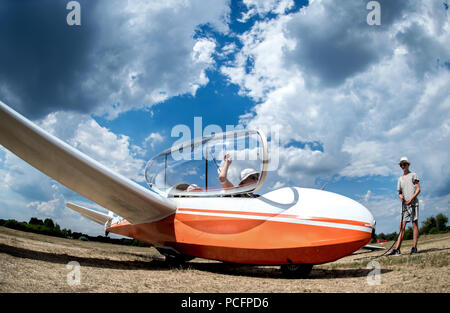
[145, 129, 268, 197]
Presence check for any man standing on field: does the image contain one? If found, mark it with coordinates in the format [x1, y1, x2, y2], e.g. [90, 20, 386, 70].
[389, 157, 421, 256]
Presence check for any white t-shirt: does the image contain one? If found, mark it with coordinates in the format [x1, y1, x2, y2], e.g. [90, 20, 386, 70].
[397, 172, 419, 202]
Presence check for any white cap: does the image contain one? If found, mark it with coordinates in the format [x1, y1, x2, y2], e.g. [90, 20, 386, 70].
[187, 184, 199, 192]
[240, 168, 259, 182]
[399, 156, 410, 165]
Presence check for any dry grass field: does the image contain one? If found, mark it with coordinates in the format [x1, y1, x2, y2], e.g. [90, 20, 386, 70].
[0, 226, 448, 293]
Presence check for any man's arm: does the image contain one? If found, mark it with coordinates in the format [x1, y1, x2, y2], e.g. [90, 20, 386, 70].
[398, 178, 404, 202]
[398, 191, 405, 203]
[406, 181, 420, 205]
[219, 154, 234, 189]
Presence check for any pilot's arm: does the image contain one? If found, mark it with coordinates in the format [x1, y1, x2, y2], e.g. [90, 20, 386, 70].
[219, 154, 234, 189]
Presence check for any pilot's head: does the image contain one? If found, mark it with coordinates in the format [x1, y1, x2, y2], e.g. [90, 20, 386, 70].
[187, 184, 201, 192]
[238, 168, 259, 187]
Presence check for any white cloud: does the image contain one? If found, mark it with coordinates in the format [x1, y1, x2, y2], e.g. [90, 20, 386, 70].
[272, 181, 285, 189]
[0, 110, 149, 234]
[363, 190, 372, 203]
[144, 132, 164, 148]
[0, 0, 231, 119]
[221, 14, 296, 101]
[340, 141, 392, 177]
[2, 149, 55, 203]
[87, 0, 230, 119]
[238, 0, 295, 22]
[221, 0, 450, 202]
[26, 185, 65, 217]
[33, 111, 147, 183]
[70, 119, 146, 182]
[192, 38, 217, 65]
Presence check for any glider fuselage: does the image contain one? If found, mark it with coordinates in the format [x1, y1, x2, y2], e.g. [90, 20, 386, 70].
[107, 187, 375, 265]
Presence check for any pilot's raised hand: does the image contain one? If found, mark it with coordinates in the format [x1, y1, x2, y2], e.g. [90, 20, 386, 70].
[224, 153, 232, 165]
[219, 154, 234, 189]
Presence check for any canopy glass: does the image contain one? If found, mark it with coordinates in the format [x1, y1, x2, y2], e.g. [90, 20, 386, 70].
[145, 129, 268, 197]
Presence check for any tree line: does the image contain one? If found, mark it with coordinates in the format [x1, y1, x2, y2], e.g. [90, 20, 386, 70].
[373, 213, 449, 242]
[1, 213, 447, 246]
[0, 217, 150, 247]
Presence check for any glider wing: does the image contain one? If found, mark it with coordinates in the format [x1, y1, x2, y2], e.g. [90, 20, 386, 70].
[0, 101, 176, 224]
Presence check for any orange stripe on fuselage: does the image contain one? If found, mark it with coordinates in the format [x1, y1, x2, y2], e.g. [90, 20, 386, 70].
[305, 216, 371, 228]
[177, 208, 371, 228]
[177, 207, 297, 218]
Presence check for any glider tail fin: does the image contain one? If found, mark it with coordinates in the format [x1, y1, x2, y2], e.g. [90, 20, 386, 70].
[66, 202, 112, 226]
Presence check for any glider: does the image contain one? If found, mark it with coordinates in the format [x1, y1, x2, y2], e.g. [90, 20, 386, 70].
[0, 101, 376, 277]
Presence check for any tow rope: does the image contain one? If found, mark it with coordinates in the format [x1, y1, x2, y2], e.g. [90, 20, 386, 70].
[355, 206, 405, 261]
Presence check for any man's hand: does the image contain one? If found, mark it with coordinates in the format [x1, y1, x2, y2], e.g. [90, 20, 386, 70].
[224, 153, 232, 165]
[405, 182, 420, 206]
[219, 153, 234, 189]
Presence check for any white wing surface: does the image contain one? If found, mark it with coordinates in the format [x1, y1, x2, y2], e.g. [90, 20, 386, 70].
[362, 244, 386, 251]
[0, 101, 176, 224]
[66, 202, 112, 226]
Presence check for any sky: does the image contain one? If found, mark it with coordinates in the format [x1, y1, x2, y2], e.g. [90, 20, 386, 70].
[0, 0, 449, 236]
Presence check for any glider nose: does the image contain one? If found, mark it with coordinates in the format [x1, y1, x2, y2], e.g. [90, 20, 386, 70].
[294, 188, 376, 234]
[368, 211, 376, 229]
[351, 198, 376, 232]
[364, 205, 376, 232]
[319, 189, 376, 233]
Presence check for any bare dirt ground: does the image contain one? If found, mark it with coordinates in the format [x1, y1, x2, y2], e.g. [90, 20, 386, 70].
[0, 226, 448, 293]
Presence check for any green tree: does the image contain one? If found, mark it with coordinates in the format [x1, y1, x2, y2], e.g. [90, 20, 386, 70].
[404, 227, 413, 240]
[429, 227, 439, 234]
[44, 218, 55, 229]
[29, 217, 44, 225]
[420, 216, 437, 234]
[436, 213, 448, 232]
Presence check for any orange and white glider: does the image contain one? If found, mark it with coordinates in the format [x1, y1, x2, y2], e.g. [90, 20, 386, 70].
[0, 101, 376, 277]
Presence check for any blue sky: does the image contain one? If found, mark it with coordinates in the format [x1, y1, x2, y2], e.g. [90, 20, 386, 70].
[0, 0, 449, 236]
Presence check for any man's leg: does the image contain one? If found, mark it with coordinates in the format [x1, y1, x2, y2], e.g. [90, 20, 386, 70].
[395, 221, 407, 250]
[412, 220, 419, 248]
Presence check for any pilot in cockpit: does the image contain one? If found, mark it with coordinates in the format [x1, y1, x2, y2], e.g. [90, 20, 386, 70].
[219, 154, 259, 191]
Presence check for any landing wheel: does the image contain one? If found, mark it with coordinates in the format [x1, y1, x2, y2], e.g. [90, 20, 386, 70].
[164, 254, 186, 267]
[156, 247, 194, 267]
[164, 254, 195, 266]
[280, 263, 313, 278]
